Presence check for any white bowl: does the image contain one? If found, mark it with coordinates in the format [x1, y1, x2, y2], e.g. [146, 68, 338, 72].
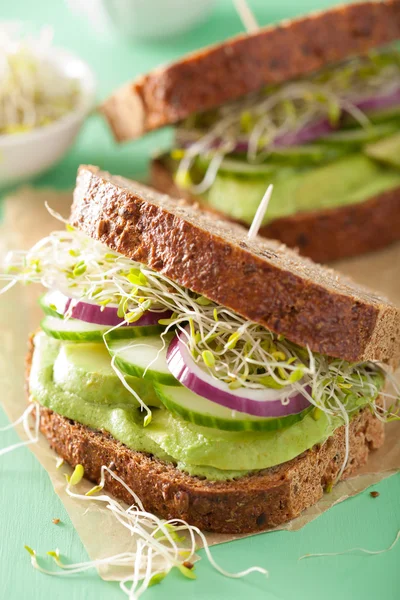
[101, 0, 215, 40]
[66, 0, 215, 41]
[0, 47, 96, 190]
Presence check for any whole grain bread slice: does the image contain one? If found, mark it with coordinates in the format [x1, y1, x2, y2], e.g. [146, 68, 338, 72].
[36, 402, 384, 534]
[151, 158, 400, 263]
[100, 0, 400, 142]
[70, 165, 400, 366]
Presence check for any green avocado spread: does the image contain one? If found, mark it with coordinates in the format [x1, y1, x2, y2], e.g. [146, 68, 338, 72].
[203, 154, 400, 226]
[165, 121, 400, 226]
[169, 49, 400, 224]
[30, 332, 369, 481]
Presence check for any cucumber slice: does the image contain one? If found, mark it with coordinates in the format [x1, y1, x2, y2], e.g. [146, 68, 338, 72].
[108, 335, 180, 386]
[41, 315, 163, 342]
[39, 290, 66, 318]
[360, 105, 400, 125]
[320, 122, 399, 147]
[196, 155, 277, 177]
[364, 131, 400, 169]
[154, 382, 312, 432]
[266, 144, 348, 166]
[195, 146, 344, 173]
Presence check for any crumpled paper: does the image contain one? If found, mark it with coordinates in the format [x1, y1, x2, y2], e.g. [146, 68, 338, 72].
[0, 187, 399, 580]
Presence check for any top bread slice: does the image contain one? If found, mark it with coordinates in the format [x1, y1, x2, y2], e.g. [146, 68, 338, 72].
[70, 165, 400, 367]
[100, 0, 400, 142]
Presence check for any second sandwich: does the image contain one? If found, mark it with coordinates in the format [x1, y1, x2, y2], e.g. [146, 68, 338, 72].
[101, 0, 400, 262]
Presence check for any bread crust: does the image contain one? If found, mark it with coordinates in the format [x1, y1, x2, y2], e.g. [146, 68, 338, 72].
[100, 1, 400, 141]
[70, 165, 400, 366]
[36, 403, 384, 534]
[150, 158, 400, 264]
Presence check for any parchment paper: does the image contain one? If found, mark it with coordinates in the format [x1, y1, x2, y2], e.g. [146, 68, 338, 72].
[0, 187, 399, 581]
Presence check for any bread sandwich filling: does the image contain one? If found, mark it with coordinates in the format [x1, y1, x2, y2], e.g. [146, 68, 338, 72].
[29, 331, 382, 480]
[161, 47, 400, 224]
[6, 226, 388, 481]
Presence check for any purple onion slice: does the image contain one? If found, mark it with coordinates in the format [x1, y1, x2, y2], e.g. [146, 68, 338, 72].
[166, 333, 310, 418]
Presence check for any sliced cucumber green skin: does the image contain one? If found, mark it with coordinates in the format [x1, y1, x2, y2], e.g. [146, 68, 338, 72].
[190, 147, 346, 174]
[353, 106, 400, 125]
[167, 117, 400, 178]
[154, 382, 312, 432]
[39, 294, 63, 318]
[114, 356, 179, 386]
[198, 155, 277, 176]
[41, 317, 164, 343]
[41, 321, 103, 342]
[320, 122, 399, 147]
[106, 325, 165, 340]
[266, 145, 347, 166]
[365, 131, 400, 169]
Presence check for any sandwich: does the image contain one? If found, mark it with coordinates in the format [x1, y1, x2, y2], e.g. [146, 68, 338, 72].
[4, 165, 399, 534]
[100, 0, 400, 263]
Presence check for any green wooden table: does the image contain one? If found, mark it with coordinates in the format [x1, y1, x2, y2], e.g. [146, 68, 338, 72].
[1, 1, 399, 599]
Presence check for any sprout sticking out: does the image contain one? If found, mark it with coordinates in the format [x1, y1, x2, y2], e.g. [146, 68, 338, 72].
[24, 465, 268, 599]
[0, 402, 40, 457]
[174, 48, 400, 193]
[0, 227, 387, 408]
[1, 216, 399, 481]
[299, 529, 400, 561]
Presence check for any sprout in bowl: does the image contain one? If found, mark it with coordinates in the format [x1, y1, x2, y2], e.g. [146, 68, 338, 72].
[0, 25, 96, 189]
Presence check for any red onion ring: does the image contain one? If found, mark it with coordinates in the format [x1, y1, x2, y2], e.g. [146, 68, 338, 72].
[176, 85, 400, 153]
[167, 333, 310, 418]
[51, 290, 171, 327]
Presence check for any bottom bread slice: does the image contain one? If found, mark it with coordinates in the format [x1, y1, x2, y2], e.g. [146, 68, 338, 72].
[151, 159, 400, 264]
[37, 404, 384, 534]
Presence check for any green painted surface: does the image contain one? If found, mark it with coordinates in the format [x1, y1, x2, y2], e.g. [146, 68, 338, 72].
[1, 1, 399, 599]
